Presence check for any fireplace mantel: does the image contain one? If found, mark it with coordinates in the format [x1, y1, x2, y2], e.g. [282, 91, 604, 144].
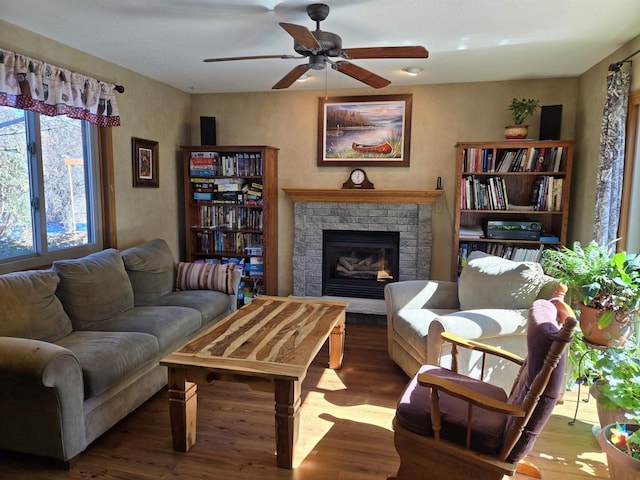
[283, 188, 442, 204]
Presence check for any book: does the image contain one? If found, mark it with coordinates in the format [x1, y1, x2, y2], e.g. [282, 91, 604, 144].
[193, 192, 212, 201]
[218, 183, 240, 192]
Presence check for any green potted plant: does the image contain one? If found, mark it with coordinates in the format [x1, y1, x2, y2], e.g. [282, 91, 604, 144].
[505, 97, 540, 139]
[598, 422, 640, 479]
[591, 341, 640, 425]
[541, 240, 640, 347]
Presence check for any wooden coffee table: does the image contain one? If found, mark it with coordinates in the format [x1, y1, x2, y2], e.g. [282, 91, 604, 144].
[160, 295, 348, 469]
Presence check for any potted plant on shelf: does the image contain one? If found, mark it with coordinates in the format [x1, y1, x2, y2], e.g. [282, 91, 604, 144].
[541, 240, 640, 347]
[505, 97, 540, 139]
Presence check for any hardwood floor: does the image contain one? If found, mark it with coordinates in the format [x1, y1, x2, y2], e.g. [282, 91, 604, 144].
[0, 323, 610, 479]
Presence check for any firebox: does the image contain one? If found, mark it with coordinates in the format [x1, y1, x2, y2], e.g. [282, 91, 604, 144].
[322, 230, 400, 300]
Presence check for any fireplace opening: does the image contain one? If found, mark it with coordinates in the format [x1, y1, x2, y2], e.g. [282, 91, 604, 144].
[322, 230, 400, 300]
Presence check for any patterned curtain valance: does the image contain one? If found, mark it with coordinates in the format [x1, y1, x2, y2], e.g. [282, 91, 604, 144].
[0, 48, 120, 127]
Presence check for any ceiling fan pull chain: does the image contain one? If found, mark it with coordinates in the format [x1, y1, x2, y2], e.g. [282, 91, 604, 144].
[325, 64, 328, 100]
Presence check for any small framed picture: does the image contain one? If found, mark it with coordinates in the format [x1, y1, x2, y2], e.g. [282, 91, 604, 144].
[132, 137, 159, 187]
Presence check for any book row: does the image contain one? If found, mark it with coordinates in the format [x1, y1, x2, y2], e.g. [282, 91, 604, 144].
[196, 230, 262, 254]
[193, 192, 263, 206]
[531, 176, 563, 211]
[458, 242, 545, 267]
[462, 146, 564, 173]
[195, 205, 263, 230]
[460, 175, 510, 210]
[189, 151, 263, 177]
[461, 175, 563, 211]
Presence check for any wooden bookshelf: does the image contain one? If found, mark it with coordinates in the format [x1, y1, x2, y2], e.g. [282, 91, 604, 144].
[451, 140, 574, 280]
[181, 145, 278, 304]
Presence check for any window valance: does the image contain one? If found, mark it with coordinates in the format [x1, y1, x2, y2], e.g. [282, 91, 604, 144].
[0, 48, 121, 127]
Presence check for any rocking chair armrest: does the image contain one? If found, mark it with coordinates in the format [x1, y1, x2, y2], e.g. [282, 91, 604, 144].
[417, 373, 526, 417]
[440, 331, 525, 366]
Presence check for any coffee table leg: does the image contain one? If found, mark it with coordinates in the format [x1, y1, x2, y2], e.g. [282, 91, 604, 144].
[329, 312, 345, 369]
[167, 367, 197, 452]
[274, 379, 301, 469]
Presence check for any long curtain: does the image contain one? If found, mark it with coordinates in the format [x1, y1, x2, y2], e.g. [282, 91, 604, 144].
[0, 48, 120, 127]
[593, 69, 631, 246]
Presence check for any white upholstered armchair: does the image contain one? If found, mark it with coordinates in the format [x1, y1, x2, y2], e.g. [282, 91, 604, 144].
[384, 252, 559, 392]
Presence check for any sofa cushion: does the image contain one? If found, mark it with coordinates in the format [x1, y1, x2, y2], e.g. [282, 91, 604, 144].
[458, 252, 547, 310]
[56, 331, 158, 398]
[53, 249, 134, 330]
[121, 238, 176, 306]
[83, 305, 202, 355]
[0, 270, 72, 342]
[153, 289, 233, 326]
[176, 262, 237, 295]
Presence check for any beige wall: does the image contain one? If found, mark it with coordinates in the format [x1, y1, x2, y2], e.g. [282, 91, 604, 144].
[0, 21, 191, 259]
[191, 79, 579, 293]
[18, 19, 638, 293]
[573, 34, 640, 245]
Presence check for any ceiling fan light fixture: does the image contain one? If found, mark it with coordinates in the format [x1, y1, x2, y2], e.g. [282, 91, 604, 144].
[402, 66, 423, 76]
[297, 73, 310, 81]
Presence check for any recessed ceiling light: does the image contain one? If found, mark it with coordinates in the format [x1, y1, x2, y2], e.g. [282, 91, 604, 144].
[402, 66, 423, 76]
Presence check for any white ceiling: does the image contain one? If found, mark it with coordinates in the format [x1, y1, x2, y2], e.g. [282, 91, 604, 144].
[2, 0, 640, 94]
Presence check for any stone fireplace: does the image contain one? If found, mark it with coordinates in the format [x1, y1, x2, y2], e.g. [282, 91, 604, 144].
[284, 189, 441, 314]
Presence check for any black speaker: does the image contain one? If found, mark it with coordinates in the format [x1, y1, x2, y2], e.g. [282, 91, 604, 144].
[539, 105, 562, 140]
[200, 116, 217, 145]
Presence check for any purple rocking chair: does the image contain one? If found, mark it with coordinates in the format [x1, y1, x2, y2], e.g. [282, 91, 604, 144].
[390, 296, 577, 480]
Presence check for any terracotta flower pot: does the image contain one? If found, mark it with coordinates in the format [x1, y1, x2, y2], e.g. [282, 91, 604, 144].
[504, 125, 529, 139]
[579, 305, 633, 347]
[598, 423, 640, 480]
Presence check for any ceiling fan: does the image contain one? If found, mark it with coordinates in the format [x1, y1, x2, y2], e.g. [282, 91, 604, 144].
[203, 3, 429, 90]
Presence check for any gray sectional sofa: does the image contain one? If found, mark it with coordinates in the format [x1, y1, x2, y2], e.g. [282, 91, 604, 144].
[0, 238, 240, 466]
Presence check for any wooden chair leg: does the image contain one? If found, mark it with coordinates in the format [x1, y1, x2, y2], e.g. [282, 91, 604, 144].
[515, 460, 541, 478]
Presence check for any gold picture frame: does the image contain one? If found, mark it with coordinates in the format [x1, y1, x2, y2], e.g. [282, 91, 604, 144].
[132, 137, 159, 187]
[317, 94, 412, 167]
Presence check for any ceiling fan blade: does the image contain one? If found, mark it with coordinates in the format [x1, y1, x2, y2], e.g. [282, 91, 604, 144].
[272, 64, 312, 90]
[279, 22, 321, 51]
[341, 46, 429, 59]
[332, 61, 390, 89]
[204, 54, 299, 63]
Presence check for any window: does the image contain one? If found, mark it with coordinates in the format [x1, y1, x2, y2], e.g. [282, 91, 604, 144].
[0, 105, 103, 273]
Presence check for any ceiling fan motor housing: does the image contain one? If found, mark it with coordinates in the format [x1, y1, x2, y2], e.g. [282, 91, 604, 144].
[294, 30, 342, 57]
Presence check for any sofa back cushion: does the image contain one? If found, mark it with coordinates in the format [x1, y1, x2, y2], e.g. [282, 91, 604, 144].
[458, 252, 549, 310]
[121, 238, 175, 305]
[0, 270, 72, 342]
[53, 249, 134, 329]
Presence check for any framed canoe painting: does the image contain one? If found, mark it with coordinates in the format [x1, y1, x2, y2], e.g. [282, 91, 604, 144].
[317, 94, 412, 167]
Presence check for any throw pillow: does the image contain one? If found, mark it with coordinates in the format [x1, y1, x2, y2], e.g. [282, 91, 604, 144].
[176, 262, 237, 295]
[458, 251, 546, 310]
[0, 269, 72, 342]
[121, 238, 176, 305]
